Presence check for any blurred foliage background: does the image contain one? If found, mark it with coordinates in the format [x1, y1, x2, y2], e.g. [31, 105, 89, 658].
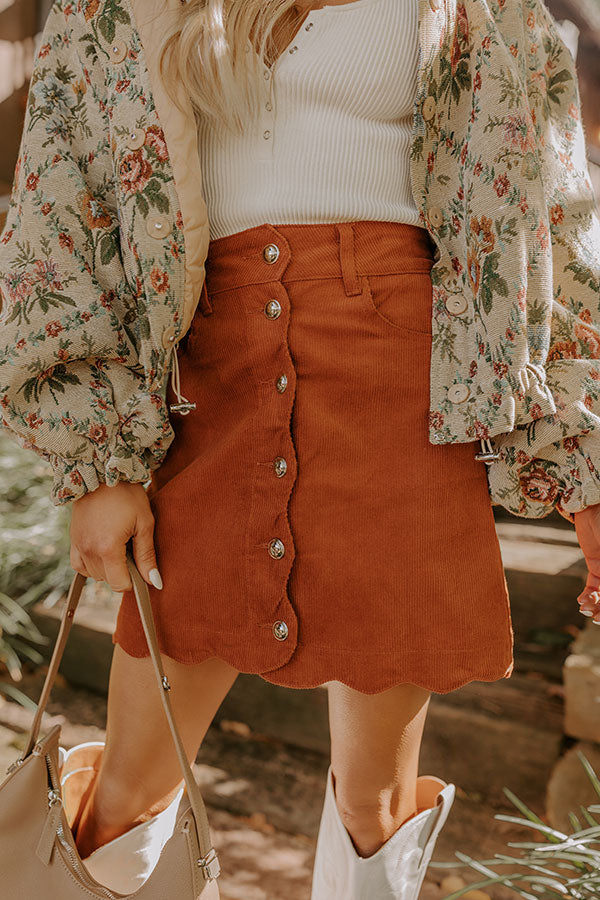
[0, 431, 71, 701]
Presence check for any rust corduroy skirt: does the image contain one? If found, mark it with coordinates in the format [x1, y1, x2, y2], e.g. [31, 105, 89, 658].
[113, 220, 515, 695]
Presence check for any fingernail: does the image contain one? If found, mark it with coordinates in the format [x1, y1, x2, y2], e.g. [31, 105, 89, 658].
[581, 609, 594, 616]
[593, 618, 600, 626]
[149, 568, 163, 590]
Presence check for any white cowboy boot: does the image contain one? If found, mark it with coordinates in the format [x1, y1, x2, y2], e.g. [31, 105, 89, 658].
[59, 741, 190, 895]
[310, 764, 455, 900]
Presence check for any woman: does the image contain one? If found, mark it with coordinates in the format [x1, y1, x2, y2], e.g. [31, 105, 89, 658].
[1, 0, 599, 897]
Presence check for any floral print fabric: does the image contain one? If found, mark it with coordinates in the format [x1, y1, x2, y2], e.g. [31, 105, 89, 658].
[0, 0, 599, 523]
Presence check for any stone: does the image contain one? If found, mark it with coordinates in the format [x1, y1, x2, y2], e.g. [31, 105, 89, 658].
[546, 741, 600, 834]
[563, 619, 600, 742]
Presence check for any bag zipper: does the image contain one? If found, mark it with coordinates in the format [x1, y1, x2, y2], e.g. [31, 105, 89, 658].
[54, 815, 117, 899]
[34, 743, 118, 899]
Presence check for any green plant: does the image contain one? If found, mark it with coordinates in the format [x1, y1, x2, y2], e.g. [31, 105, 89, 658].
[433, 750, 600, 899]
[0, 431, 73, 705]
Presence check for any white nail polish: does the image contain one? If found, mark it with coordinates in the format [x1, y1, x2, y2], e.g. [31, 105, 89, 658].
[149, 568, 163, 590]
[581, 609, 594, 616]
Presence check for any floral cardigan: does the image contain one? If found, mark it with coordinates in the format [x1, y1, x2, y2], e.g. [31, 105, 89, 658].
[0, 0, 599, 522]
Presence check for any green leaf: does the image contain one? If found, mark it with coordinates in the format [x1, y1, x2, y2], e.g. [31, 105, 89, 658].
[100, 230, 118, 266]
[0, 681, 38, 710]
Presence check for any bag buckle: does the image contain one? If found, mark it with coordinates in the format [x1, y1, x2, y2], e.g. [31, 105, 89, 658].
[198, 847, 221, 880]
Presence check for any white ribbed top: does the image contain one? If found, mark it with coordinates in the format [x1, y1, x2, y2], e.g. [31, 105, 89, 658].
[197, 0, 421, 240]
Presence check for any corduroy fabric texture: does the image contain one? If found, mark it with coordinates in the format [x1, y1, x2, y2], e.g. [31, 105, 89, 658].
[112, 219, 515, 695]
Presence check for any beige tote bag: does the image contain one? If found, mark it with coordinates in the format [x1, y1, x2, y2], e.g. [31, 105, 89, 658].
[0, 551, 221, 898]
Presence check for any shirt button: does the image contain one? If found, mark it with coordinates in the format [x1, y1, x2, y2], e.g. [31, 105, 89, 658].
[274, 456, 287, 477]
[109, 40, 128, 63]
[125, 127, 146, 150]
[265, 299, 282, 319]
[445, 295, 468, 315]
[273, 620, 289, 641]
[265, 101, 273, 111]
[428, 206, 444, 228]
[146, 214, 172, 239]
[448, 383, 470, 403]
[276, 374, 288, 393]
[422, 96, 437, 121]
[264, 69, 271, 80]
[268, 538, 285, 559]
[263, 243, 280, 263]
[162, 324, 178, 349]
[263, 130, 271, 140]
[305, 21, 314, 30]
[289, 45, 298, 54]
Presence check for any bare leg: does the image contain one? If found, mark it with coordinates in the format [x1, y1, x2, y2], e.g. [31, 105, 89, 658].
[75, 644, 239, 859]
[326, 681, 432, 858]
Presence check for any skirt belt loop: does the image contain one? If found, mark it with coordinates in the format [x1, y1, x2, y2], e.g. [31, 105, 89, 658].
[335, 223, 362, 297]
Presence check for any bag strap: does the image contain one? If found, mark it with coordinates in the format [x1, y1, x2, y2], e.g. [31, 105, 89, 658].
[21, 550, 216, 865]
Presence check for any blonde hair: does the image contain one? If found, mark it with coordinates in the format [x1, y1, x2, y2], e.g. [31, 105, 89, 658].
[158, 0, 308, 135]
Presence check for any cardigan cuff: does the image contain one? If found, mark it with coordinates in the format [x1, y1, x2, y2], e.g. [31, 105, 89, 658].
[49, 436, 165, 506]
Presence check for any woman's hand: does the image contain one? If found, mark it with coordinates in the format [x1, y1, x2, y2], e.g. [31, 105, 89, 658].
[69, 481, 163, 593]
[573, 504, 600, 625]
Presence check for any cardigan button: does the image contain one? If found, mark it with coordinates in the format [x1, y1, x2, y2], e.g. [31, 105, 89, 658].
[448, 383, 470, 403]
[109, 40, 128, 64]
[428, 206, 444, 228]
[125, 127, 146, 150]
[276, 374, 288, 393]
[445, 295, 468, 315]
[422, 96, 437, 121]
[146, 214, 172, 239]
[162, 324, 178, 349]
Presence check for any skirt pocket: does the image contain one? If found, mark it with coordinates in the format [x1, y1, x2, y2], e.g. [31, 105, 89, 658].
[361, 268, 434, 337]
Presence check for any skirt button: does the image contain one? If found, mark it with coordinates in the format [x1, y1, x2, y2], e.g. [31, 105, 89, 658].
[268, 538, 285, 559]
[265, 299, 282, 318]
[274, 456, 287, 477]
[273, 620, 289, 641]
[263, 243, 280, 264]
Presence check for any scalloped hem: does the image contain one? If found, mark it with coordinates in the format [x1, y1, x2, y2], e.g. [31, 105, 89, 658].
[111, 635, 515, 696]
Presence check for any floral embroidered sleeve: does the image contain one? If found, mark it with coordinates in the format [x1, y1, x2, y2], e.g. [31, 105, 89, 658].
[487, 0, 600, 523]
[0, 0, 174, 506]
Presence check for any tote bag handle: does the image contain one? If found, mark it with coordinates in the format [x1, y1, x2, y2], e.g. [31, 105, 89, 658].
[20, 549, 215, 862]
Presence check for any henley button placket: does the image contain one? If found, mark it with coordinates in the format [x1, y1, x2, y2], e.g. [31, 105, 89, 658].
[259, 19, 315, 159]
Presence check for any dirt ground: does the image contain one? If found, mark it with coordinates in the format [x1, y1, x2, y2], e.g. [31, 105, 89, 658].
[0, 665, 546, 900]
